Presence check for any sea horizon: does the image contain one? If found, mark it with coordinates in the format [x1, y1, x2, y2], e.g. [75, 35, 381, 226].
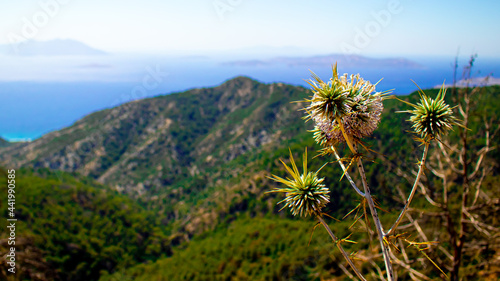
[2, 53, 499, 142]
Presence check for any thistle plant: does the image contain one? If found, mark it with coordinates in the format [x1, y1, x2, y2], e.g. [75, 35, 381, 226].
[399, 83, 461, 141]
[268, 149, 329, 217]
[269, 64, 460, 281]
[305, 65, 388, 151]
[268, 149, 367, 281]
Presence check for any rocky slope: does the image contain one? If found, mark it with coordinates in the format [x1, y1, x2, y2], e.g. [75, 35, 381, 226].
[0, 77, 309, 197]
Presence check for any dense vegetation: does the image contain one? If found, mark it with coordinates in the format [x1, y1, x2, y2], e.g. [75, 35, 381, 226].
[0, 168, 170, 281]
[99, 217, 377, 281]
[0, 77, 498, 280]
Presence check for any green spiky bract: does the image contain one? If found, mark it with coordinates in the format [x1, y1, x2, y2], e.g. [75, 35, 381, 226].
[268, 149, 330, 217]
[304, 64, 388, 147]
[305, 64, 350, 121]
[402, 83, 460, 141]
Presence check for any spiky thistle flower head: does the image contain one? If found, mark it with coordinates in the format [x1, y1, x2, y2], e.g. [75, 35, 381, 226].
[305, 65, 351, 121]
[305, 64, 387, 147]
[268, 149, 329, 217]
[402, 83, 460, 141]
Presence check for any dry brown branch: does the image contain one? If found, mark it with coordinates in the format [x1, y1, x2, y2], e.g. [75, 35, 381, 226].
[389, 251, 431, 280]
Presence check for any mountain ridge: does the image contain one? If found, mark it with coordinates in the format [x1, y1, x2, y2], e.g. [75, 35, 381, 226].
[0, 137, 10, 148]
[0, 76, 309, 197]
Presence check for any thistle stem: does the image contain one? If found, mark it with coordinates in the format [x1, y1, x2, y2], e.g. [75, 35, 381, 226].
[337, 122, 395, 281]
[386, 142, 429, 237]
[331, 146, 365, 197]
[356, 157, 395, 281]
[317, 215, 367, 281]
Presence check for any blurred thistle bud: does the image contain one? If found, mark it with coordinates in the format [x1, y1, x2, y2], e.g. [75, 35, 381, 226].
[305, 64, 387, 147]
[401, 83, 460, 141]
[268, 149, 329, 217]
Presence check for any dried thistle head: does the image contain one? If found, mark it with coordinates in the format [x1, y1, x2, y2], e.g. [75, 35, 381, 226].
[268, 149, 329, 217]
[305, 64, 387, 147]
[402, 83, 460, 141]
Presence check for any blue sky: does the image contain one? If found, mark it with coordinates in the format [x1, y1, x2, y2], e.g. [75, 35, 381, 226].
[1, 0, 499, 57]
[2, 0, 500, 141]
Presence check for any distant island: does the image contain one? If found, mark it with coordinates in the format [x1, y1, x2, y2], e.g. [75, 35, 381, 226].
[222, 54, 423, 68]
[434, 76, 500, 88]
[0, 39, 107, 56]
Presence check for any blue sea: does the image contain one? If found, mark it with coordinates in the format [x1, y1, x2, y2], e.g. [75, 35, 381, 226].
[1, 54, 499, 141]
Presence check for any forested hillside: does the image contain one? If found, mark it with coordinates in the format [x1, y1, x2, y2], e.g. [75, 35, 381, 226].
[0, 168, 170, 281]
[1, 78, 498, 280]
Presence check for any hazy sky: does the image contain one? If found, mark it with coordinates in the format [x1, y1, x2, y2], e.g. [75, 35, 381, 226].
[1, 0, 499, 57]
